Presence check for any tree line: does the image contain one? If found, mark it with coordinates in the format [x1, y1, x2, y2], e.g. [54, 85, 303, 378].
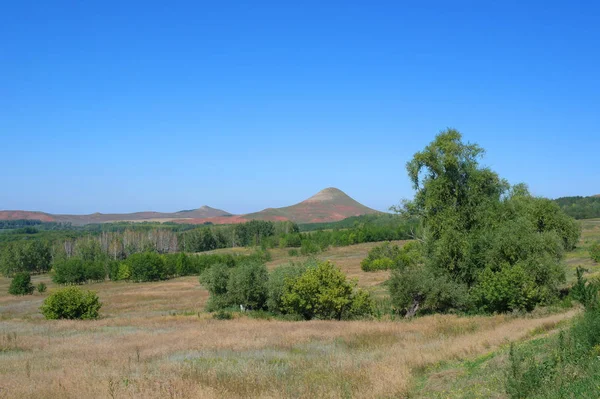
[554, 196, 600, 219]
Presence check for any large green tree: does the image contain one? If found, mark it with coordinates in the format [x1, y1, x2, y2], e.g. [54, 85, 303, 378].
[390, 129, 580, 315]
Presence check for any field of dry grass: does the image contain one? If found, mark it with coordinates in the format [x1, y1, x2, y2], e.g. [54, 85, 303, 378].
[1, 225, 596, 398]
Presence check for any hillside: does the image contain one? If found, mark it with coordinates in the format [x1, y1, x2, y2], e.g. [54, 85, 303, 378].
[0, 187, 379, 226]
[0, 206, 231, 225]
[242, 187, 380, 223]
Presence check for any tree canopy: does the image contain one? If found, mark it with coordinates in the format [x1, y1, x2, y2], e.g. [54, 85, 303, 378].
[390, 129, 580, 315]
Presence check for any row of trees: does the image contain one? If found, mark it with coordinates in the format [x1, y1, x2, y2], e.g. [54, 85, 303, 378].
[49, 250, 272, 285]
[0, 216, 416, 278]
[201, 259, 374, 320]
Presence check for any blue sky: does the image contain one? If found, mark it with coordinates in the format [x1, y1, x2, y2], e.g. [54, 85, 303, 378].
[1, 1, 598, 214]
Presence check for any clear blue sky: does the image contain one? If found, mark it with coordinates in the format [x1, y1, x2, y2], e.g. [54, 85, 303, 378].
[1, 1, 598, 214]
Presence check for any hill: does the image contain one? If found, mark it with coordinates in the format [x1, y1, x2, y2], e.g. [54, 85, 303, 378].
[0, 187, 380, 226]
[242, 187, 380, 223]
[0, 206, 231, 226]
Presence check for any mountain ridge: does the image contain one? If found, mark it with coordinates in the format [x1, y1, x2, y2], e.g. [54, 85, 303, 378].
[0, 187, 379, 225]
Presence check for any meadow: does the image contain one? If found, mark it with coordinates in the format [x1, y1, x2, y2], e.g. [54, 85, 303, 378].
[0, 219, 597, 398]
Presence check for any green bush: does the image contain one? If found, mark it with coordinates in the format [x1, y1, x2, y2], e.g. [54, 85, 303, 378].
[52, 258, 87, 284]
[361, 242, 401, 271]
[84, 260, 106, 282]
[267, 262, 310, 313]
[128, 252, 167, 282]
[389, 266, 469, 316]
[591, 242, 600, 263]
[36, 282, 47, 293]
[471, 264, 539, 312]
[226, 261, 269, 310]
[8, 272, 34, 295]
[361, 241, 424, 272]
[288, 248, 299, 256]
[300, 240, 321, 255]
[40, 287, 102, 320]
[199, 263, 232, 311]
[281, 261, 374, 320]
[176, 252, 192, 276]
[571, 267, 599, 309]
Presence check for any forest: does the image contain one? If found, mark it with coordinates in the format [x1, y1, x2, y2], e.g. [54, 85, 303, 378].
[555, 195, 600, 219]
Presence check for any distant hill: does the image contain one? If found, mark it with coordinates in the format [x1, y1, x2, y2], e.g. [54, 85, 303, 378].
[241, 187, 380, 224]
[0, 206, 231, 225]
[0, 187, 380, 225]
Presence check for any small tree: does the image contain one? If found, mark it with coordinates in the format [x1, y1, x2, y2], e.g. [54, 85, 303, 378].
[227, 261, 269, 310]
[282, 261, 374, 320]
[40, 287, 102, 319]
[52, 258, 87, 284]
[9, 272, 34, 295]
[199, 263, 232, 311]
[591, 243, 600, 263]
[36, 282, 47, 293]
[128, 252, 167, 282]
[267, 262, 310, 313]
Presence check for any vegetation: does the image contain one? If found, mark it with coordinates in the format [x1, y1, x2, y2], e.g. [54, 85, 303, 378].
[505, 270, 600, 398]
[590, 242, 600, 262]
[36, 281, 47, 293]
[200, 258, 374, 320]
[40, 286, 102, 320]
[359, 241, 423, 271]
[554, 195, 600, 219]
[266, 261, 311, 313]
[1, 220, 595, 398]
[0, 240, 52, 276]
[389, 129, 580, 316]
[8, 272, 34, 295]
[281, 261, 374, 320]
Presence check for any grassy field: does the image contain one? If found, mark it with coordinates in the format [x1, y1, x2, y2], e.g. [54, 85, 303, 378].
[0, 221, 597, 398]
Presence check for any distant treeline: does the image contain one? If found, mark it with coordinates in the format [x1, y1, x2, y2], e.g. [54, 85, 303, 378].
[298, 213, 406, 231]
[0, 215, 417, 279]
[554, 196, 600, 219]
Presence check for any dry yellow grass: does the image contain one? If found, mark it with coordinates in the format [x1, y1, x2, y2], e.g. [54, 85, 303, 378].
[0, 267, 578, 399]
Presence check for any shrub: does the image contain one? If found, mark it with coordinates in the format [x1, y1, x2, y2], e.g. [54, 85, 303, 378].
[300, 240, 321, 255]
[212, 310, 232, 320]
[267, 262, 310, 313]
[175, 252, 192, 276]
[200, 263, 232, 311]
[288, 248, 299, 256]
[363, 257, 394, 271]
[389, 266, 469, 317]
[571, 267, 599, 308]
[281, 261, 374, 320]
[162, 254, 177, 277]
[36, 282, 47, 293]
[117, 262, 131, 280]
[361, 242, 401, 271]
[8, 272, 34, 295]
[40, 287, 101, 320]
[227, 261, 269, 310]
[84, 260, 106, 282]
[52, 258, 87, 284]
[128, 252, 167, 282]
[591, 242, 600, 263]
[471, 264, 539, 312]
